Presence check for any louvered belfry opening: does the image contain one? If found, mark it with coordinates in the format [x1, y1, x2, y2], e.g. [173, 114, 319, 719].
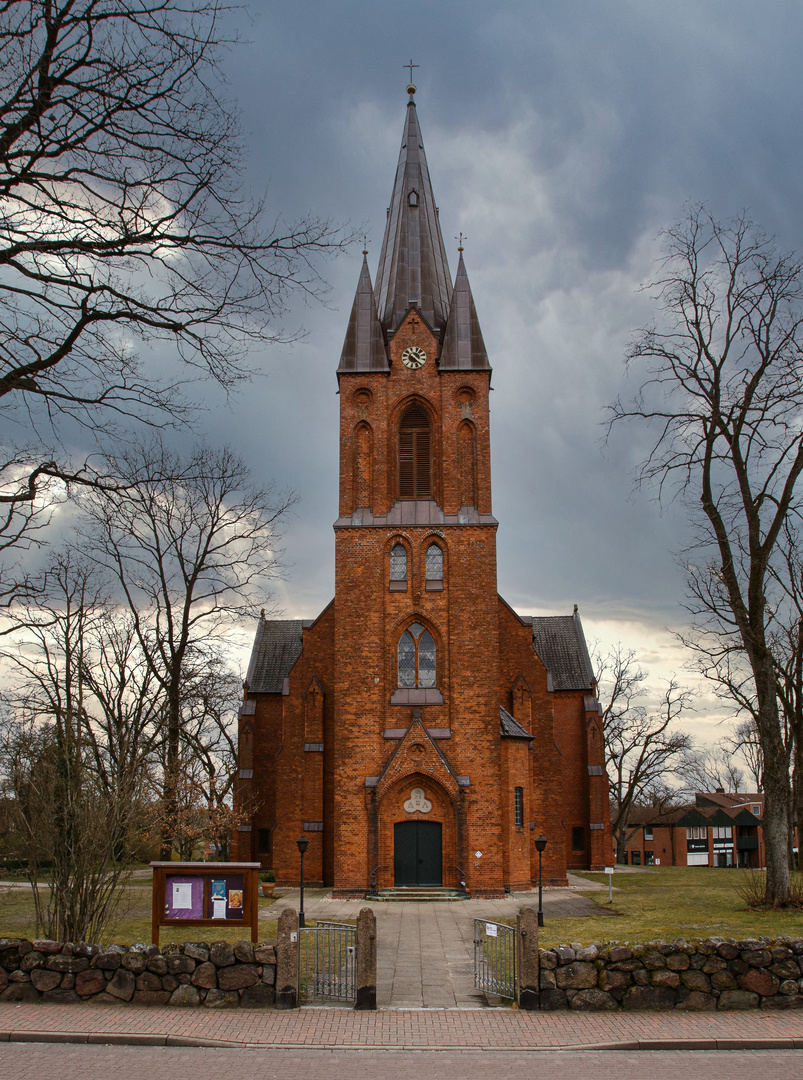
[398, 403, 432, 499]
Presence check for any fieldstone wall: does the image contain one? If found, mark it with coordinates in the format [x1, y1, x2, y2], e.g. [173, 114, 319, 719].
[0, 938, 277, 1008]
[538, 937, 803, 1011]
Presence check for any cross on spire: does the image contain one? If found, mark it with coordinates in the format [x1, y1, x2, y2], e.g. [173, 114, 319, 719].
[404, 59, 419, 84]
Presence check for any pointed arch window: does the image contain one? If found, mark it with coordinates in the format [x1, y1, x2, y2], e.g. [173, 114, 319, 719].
[398, 623, 437, 688]
[389, 542, 408, 591]
[425, 542, 443, 591]
[399, 403, 431, 499]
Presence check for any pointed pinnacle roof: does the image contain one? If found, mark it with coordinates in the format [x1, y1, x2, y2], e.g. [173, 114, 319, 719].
[374, 95, 453, 336]
[439, 250, 490, 370]
[338, 253, 389, 372]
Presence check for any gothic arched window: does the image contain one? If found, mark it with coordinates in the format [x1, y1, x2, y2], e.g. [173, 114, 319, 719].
[425, 542, 443, 588]
[398, 623, 437, 688]
[398, 403, 431, 499]
[389, 542, 408, 589]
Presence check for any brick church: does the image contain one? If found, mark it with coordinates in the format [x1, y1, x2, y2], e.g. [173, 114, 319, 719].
[234, 88, 611, 896]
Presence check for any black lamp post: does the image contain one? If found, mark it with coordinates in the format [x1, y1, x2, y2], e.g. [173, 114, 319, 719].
[534, 834, 548, 927]
[296, 835, 309, 928]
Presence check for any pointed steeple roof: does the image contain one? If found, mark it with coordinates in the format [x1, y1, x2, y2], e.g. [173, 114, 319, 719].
[338, 253, 389, 372]
[439, 249, 490, 370]
[374, 91, 453, 337]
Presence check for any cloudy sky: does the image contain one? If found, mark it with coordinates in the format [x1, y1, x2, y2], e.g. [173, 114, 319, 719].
[185, 0, 803, 744]
[15, 0, 796, 750]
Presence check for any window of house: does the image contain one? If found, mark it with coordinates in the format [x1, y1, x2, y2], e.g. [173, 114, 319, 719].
[752, 804, 761, 815]
[399, 404, 431, 499]
[390, 543, 408, 589]
[572, 826, 585, 851]
[257, 829, 272, 854]
[514, 787, 523, 828]
[712, 826, 733, 840]
[644, 851, 655, 866]
[686, 826, 707, 840]
[644, 826, 653, 841]
[398, 623, 436, 688]
[631, 850, 641, 866]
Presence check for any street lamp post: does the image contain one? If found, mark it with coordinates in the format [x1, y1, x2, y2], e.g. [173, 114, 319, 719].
[296, 835, 309, 928]
[534, 835, 548, 927]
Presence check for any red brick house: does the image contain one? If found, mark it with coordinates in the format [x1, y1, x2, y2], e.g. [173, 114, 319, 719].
[622, 792, 770, 869]
[233, 89, 611, 896]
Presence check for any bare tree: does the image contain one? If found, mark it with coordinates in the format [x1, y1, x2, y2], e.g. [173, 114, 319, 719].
[597, 644, 694, 862]
[676, 744, 744, 795]
[0, 1, 351, 593]
[0, 554, 143, 939]
[609, 206, 803, 904]
[78, 436, 291, 857]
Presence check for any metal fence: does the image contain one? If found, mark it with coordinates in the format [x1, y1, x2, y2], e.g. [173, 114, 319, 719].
[298, 922, 357, 1004]
[473, 918, 516, 1000]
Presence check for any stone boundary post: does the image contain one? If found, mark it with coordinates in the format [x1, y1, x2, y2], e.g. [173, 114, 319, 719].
[274, 907, 299, 1009]
[355, 906, 377, 1010]
[517, 906, 540, 1010]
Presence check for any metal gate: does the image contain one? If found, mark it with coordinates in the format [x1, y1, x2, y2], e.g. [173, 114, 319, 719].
[298, 921, 357, 1004]
[473, 918, 516, 1000]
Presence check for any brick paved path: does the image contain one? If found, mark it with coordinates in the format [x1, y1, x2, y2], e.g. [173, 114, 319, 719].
[278, 885, 607, 1006]
[1, 1002, 802, 1050]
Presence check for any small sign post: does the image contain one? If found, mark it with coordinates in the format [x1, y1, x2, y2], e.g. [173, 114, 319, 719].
[604, 866, 614, 904]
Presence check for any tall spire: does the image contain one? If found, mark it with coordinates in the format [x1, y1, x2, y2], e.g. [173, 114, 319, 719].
[439, 249, 490, 370]
[338, 252, 388, 372]
[374, 89, 452, 337]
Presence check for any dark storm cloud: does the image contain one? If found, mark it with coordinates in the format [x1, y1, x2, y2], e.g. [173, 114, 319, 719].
[179, 0, 803, 674]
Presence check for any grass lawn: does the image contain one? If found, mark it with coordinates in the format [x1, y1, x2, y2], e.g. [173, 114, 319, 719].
[0, 884, 282, 946]
[2, 867, 802, 948]
[538, 866, 803, 947]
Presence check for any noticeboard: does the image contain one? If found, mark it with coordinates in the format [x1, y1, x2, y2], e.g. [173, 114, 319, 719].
[150, 862, 260, 944]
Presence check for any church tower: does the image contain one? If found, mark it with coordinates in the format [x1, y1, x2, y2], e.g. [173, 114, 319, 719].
[332, 85, 503, 895]
[235, 88, 611, 895]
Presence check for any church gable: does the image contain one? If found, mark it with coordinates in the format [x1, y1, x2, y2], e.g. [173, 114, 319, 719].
[373, 718, 463, 804]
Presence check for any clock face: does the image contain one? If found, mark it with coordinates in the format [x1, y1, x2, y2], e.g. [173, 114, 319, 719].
[401, 345, 427, 370]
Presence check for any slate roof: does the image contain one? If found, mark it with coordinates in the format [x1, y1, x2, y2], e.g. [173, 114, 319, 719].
[500, 707, 531, 739]
[531, 612, 595, 691]
[245, 618, 304, 693]
[338, 254, 389, 373]
[374, 92, 453, 336]
[439, 250, 490, 371]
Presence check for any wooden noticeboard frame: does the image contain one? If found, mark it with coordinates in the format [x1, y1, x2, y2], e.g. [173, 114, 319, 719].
[150, 861, 260, 945]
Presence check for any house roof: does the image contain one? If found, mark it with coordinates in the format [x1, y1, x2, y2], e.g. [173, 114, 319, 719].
[696, 791, 764, 812]
[245, 618, 304, 693]
[531, 611, 595, 691]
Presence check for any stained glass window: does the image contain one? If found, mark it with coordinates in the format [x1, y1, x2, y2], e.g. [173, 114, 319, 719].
[397, 623, 437, 689]
[390, 543, 408, 581]
[425, 543, 443, 580]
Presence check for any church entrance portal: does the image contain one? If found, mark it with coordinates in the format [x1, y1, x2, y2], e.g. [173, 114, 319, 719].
[394, 821, 443, 886]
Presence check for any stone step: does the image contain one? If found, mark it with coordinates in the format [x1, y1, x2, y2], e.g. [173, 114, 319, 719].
[372, 887, 467, 902]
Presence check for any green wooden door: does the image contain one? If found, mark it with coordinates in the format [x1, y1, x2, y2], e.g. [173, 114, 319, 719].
[394, 821, 442, 886]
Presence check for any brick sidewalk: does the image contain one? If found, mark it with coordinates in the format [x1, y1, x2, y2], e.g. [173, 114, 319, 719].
[0, 1003, 802, 1050]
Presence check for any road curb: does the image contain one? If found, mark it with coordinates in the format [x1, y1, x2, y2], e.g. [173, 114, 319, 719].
[3, 1029, 803, 1051]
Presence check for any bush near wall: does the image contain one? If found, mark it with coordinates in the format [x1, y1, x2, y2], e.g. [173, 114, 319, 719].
[0, 938, 277, 1008]
[538, 937, 803, 1011]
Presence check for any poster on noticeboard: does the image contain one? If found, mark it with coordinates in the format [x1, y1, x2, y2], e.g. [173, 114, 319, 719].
[209, 874, 244, 919]
[163, 873, 245, 920]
